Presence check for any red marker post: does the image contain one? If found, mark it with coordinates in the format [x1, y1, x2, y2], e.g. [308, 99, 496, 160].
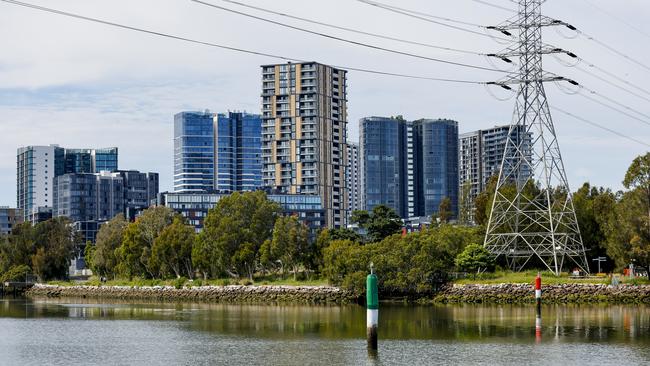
[534, 273, 542, 306]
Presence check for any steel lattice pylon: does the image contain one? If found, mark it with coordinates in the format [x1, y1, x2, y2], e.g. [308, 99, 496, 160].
[483, 0, 589, 275]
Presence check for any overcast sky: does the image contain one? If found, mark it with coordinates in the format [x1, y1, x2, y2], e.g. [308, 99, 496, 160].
[1, 0, 649, 206]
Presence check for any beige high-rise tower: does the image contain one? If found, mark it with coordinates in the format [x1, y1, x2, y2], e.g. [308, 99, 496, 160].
[261, 62, 348, 228]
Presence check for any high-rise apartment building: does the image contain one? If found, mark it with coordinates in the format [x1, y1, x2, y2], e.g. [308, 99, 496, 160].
[360, 117, 407, 217]
[52, 170, 158, 243]
[261, 62, 348, 228]
[0, 207, 23, 235]
[174, 111, 262, 193]
[345, 142, 361, 221]
[360, 117, 459, 220]
[215, 112, 262, 192]
[174, 111, 216, 192]
[17, 145, 118, 222]
[116, 170, 159, 220]
[53, 172, 125, 223]
[412, 119, 459, 218]
[459, 124, 532, 222]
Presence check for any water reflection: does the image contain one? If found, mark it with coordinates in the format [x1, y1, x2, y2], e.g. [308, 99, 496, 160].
[1, 298, 649, 344]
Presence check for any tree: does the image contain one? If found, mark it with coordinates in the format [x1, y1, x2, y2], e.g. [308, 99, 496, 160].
[474, 175, 498, 226]
[150, 216, 195, 278]
[194, 191, 281, 278]
[601, 154, 650, 273]
[115, 207, 174, 279]
[269, 216, 310, 280]
[352, 205, 403, 243]
[350, 210, 370, 227]
[454, 243, 495, 278]
[329, 228, 363, 243]
[572, 183, 615, 271]
[31, 217, 75, 281]
[458, 182, 473, 225]
[0, 222, 35, 274]
[623, 152, 650, 237]
[438, 197, 453, 224]
[92, 214, 127, 278]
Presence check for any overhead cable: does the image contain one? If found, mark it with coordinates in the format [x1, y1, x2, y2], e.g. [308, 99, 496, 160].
[190, 0, 508, 73]
[0, 0, 486, 85]
[217, 0, 482, 56]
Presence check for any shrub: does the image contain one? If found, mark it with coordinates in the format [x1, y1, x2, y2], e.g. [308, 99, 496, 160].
[174, 276, 187, 289]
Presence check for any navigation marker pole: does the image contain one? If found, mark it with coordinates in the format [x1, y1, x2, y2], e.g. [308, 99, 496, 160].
[367, 263, 379, 352]
[535, 272, 542, 343]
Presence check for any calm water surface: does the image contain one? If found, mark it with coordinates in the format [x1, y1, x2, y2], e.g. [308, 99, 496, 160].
[1, 297, 649, 365]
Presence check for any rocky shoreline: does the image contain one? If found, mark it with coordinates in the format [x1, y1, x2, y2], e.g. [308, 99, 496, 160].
[25, 284, 355, 304]
[25, 283, 650, 305]
[433, 283, 650, 304]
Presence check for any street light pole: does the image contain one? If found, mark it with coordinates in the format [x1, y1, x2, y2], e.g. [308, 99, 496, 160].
[592, 257, 606, 274]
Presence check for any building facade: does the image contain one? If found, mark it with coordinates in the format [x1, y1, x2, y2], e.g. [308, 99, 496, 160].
[459, 124, 532, 223]
[360, 117, 459, 220]
[52, 172, 125, 223]
[157, 192, 325, 236]
[17, 145, 118, 222]
[116, 170, 159, 220]
[360, 117, 407, 217]
[412, 119, 459, 218]
[0, 207, 23, 235]
[261, 62, 348, 228]
[215, 112, 262, 192]
[345, 142, 361, 222]
[174, 111, 216, 192]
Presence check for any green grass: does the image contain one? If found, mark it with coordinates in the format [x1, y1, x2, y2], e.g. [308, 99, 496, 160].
[454, 270, 611, 285]
[48, 276, 328, 288]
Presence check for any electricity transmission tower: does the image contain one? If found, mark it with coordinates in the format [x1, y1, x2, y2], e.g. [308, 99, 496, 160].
[483, 0, 589, 275]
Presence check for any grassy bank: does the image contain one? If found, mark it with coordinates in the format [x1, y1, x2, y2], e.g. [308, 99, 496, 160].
[453, 270, 650, 285]
[49, 276, 328, 288]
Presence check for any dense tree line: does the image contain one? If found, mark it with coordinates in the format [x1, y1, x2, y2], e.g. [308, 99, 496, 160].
[1, 154, 648, 287]
[0, 217, 76, 281]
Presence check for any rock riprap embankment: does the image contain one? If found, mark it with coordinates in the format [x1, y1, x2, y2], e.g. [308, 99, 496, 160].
[434, 283, 650, 304]
[26, 284, 354, 304]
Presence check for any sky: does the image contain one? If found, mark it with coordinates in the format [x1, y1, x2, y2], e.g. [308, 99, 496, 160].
[1, 0, 649, 206]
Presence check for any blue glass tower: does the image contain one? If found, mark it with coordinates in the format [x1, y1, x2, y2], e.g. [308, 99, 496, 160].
[413, 119, 459, 218]
[360, 116, 407, 217]
[174, 111, 216, 192]
[215, 112, 262, 192]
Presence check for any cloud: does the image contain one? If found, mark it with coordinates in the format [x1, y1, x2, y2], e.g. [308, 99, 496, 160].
[0, 0, 649, 205]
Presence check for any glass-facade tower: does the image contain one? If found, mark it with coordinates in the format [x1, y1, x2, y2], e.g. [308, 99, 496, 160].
[215, 112, 262, 192]
[413, 119, 459, 218]
[360, 117, 459, 220]
[174, 111, 216, 192]
[360, 117, 407, 217]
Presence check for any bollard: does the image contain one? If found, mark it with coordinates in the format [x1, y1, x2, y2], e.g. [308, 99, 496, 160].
[367, 264, 378, 351]
[535, 272, 542, 307]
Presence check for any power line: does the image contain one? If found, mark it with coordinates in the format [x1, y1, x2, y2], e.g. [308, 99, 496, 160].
[581, 0, 650, 41]
[572, 64, 650, 104]
[576, 29, 650, 74]
[216, 0, 482, 56]
[469, 0, 515, 12]
[357, 0, 485, 27]
[191, 0, 507, 73]
[0, 0, 486, 85]
[3, 0, 647, 148]
[578, 58, 650, 97]
[552, 105, 650, 148]
[353, 0, 513, 42]
[577, 87, 650, 128]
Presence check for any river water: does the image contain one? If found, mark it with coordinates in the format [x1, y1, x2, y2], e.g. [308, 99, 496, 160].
[1, 297, 649, 365]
